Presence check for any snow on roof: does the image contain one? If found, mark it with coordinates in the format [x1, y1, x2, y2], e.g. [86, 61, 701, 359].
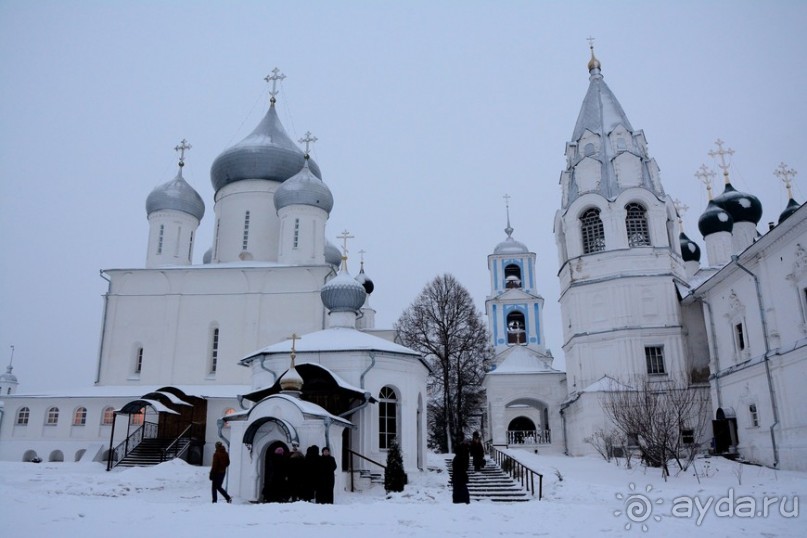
[120, 399, 179, 415]
[488, 346, 561, 375]
[7, 385, 249, 399]
[242, 326, 421, 361]
[248, 393, 353, 427]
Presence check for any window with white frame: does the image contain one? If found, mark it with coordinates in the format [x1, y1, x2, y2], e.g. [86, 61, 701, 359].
[625, 203, 650, 247]
[46, 407, 59, 425]
[580, 208, 605, 254]
[378, 386, 398, 450]
[101, 407, 115, 425]
[749, 404, 759, 427]
[645, 346, 666, 375]
[73, 407, 87, 426]
[16, 406, 29, 425]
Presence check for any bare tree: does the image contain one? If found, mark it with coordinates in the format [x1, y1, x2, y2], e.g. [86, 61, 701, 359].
[600, 377, 710, 479]
[395, 274, 493, 453]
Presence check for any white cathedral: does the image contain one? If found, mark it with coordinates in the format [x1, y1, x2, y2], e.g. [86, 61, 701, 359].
[1, 49, 806, 485]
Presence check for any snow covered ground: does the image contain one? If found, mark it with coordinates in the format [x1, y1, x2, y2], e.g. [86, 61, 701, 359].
[0, 449, 802, 537]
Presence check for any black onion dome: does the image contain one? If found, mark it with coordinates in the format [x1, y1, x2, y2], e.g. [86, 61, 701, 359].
[321, 270, 366, 313]
[779, 198, 801, 224]
[712, 183, 763, 224]
[210, 104, 321, 192]
[355, 268, 374, 295]
[679, 232, 701, 263]
[146, 170, 205, 221]
[274, 159, 333, 213]
[698, 200, 734, 237]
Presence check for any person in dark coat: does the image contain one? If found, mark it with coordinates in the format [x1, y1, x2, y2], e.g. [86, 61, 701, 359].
[286, 442, 305, 502]
[265, 446, 289, 503]
[470, 431, 485, 472]
[300, 445, 319, 502]
[209, 441, 232, 503]
[315, 446, 337, 504]
[452, 441, 470, 504]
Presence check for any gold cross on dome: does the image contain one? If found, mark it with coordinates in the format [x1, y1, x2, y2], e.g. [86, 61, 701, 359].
[336, 230, 354, 271]
[694, 164, 716, 200]
[774, 162, 797, 198]
[708, 139, 735, 182]
[265, 67, 286, 103]
[174, 139, 191, 166]
[287, 333, 300, 357]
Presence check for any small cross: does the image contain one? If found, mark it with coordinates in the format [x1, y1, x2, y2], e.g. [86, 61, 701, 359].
[358, 249, 366, 264]
[174, 139, 191, 167]
[775, 162, 798, 198]
[287, 333, 300, 354]
[265, 67, 286, 103]
[708, 138, 735, 181]
[298, 131, 318, 156]
[503, 193, 513, 237]
[8, 345, 14, 368]
[673, 198, 689, 227]
[587, 36, 596, 50]
[694, 164, 716, 199]
[337, 230, 354, 257]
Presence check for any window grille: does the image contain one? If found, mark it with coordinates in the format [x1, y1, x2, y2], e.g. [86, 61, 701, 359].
[580, 208, 605, 254]
[625, 203, 650, 246]
[645, 346, 666, 374]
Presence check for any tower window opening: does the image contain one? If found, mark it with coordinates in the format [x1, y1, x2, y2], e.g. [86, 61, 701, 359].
[580, 208, 605, 254]
[157, 224, 164, 255]
[645, 345, 666, 375]
[242, 211, 250, 251]
[188, 230, 194, 260]
[504, 264, 522, 289]
[210, 327, 220, 374]
[625, 203, 650, 247]
[734, 322, 746, 351]
[506, 311, 527, 345]
[293, 218, 300, 249]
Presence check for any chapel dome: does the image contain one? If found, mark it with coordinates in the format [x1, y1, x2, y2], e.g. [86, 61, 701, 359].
[698, 200, 734, 237]
[145, 168, 205, 221]
[355, 266, 375, 295]
[210, 103, 321, 193]
[321, 269, 366, 313]
[494, 236, 529, 255]
[712, 183, 762, 225]
[778, 198, 801, 224]
[679, 232, 701, 263]
[273, 158, 333, 214]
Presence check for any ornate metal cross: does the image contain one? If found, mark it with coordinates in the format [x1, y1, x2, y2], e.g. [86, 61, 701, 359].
[694, 164, 716, 199]
[174, 138, 191, 166]
[708, 139, 735, 182]
[265, 67, 286, 103]
[298, 131, 318, 156]
[774, 162, 797, 198]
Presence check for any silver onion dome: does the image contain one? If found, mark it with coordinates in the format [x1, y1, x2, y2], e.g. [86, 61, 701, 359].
[321, 268, 366, 313]
[146, 169, 205, 221]
[494, 236, 529, 254]
[324, 240, 341, 268]
[698, 200, 734, 237]
[210, 104, 321, 193]
[274, 158, 333, 213]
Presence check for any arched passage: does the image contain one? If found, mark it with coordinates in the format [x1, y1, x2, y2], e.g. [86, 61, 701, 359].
[505, 398, 551, 445]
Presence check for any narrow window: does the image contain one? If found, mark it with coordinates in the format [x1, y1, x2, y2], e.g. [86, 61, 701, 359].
[242, 211, 250, 250]
[16, 407, 30, 425]
[625, 203, 650, 247]
[734, 323, 746, 351]
[73, 407, 87, 426]
[188, 230, 194, 260]
[135, 347, 143, 374]
[157, 224, 165, 254]
[645, 346, 666, 375]
[214, 219, 221, 258]
[210, 328, 220, 374]
[102, 407, 115, 425]
[46, 407, 60, 425]
[580, 208, 605, 254]
[174, 226, 181, 256]
[378, 386, 398, 450]
[749, 404, 759, 427]
[293, 218, 300, 248]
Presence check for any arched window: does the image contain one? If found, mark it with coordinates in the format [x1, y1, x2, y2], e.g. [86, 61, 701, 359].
[45, 407, 59, 426]
[101, 406, 115, 425]
[72, 407, 87, 426]
[16, 407, 30, 425]
[580, 208, 605, 254]
[504, 264, 522, 289]
[625, 203, 650, 246]
[506, 311, 527, 345]
[378, 386, 398, 450]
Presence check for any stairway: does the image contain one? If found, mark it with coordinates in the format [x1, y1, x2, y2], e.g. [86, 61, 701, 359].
[445, 456, 531, 502]
[117, 438, 189, 467]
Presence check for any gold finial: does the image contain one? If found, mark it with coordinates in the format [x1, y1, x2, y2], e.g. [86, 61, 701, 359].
[774, 162, 797, 199]
[695, 164, 717, 201]
[708, 139, 735, 184]
[587, 36, 601, 72]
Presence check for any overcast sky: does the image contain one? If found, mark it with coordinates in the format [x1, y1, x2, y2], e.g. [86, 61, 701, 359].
[1, 1, 805, 392]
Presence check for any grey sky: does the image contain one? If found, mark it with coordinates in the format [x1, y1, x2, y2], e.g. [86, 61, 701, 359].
[1, 1, 805, 391]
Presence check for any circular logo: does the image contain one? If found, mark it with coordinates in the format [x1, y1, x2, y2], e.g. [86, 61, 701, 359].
[614, 483, 664, 531]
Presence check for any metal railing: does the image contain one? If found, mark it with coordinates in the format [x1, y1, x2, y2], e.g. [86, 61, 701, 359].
[346, 448, 386, 492]
[161, 423, 193, 462]
[487, 444, 543, 500]
[107, 421, 158, 470]
[507, 429, 551, 445]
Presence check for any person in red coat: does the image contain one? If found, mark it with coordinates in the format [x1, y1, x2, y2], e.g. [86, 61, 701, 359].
[210, 441, 232, 503]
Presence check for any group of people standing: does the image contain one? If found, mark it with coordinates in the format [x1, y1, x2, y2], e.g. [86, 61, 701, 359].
[263, 443, 337, 504]
[451, 431, 486, 504]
